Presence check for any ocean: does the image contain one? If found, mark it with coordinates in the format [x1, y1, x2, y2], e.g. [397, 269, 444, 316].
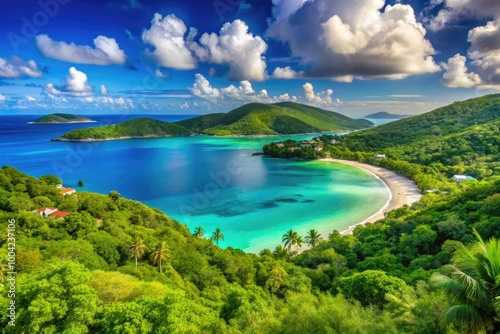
[0, 114, 389, 253]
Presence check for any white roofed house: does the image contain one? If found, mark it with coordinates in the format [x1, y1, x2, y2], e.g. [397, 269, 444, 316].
[451, 175, 474, 182]
[374, 154, 386, 159]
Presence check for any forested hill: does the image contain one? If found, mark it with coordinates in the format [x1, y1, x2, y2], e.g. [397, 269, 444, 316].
[54, 118, 193, 141]
[176, 102, 373, 135]
[30, 113, 95, 124]
[348, 94, 500, 148]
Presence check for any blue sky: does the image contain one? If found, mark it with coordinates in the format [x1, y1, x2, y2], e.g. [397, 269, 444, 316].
[0, 0, 499, 116]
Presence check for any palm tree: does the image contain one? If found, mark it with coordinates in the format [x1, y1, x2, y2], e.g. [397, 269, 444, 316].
[273, 245, 288, 259]
[193, 226, 204, 238]
[282, 229, 298, 253]
[211, 228, 224, 245]
[129, 237, 146, 270]
[295, 235, 303, 252]
[150, 241, 170, 274]
[432, 230, 500, 334]
[305, 229, 323, 248]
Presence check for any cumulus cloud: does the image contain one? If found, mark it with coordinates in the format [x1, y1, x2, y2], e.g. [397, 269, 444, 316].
[142, 13, 197, 70]
[36, 34, 126, 65]
[0, 94, 6, 102]
[26, 95, 36, 102]
[272, 66, 302, 79]
[44, 67, 93, 97]
[100, 84, 109, 95]
[189, 73, 296, 104]
[428, 0, 500, 30]
[302, 82, 339, 106]
[190, 20, 268, 81]
[268, 0, 440, 80]
[0, 56, 43, 78]
[441, 54, 482, 88]
[441, 20, 500, 89]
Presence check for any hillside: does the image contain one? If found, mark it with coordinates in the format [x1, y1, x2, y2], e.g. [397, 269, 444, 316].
[30, 113, 95, 124]
[363, 111, 410, 119]
[176, 102, 373, 135]
[53, 118, 193, 141]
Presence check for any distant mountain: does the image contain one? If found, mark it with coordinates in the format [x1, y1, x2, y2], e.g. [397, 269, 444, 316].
[363, 111, 410, 119]
[30, 113, 95, 124]
[54, 118, 193, 141]
[177, 102, 373, 135]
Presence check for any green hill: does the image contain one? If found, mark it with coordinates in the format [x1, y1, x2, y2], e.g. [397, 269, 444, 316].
[176, 102, 373, 135]
[30, 113, 95, 124]
[54, 118, 193, 141]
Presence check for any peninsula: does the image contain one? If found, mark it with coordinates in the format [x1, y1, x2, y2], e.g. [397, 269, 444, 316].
[29, 113, 96, 124]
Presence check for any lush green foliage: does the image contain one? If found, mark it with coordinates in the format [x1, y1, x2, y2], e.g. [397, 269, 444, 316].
[31, 113, 94, 123]
[177, 102, 373, 135]
[57, 118, 193, 141]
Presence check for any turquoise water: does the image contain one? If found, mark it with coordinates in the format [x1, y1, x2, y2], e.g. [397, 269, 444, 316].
[0, 115, 389, 253]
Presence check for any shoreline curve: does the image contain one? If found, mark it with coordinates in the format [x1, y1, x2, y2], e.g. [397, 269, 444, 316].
[319, 158, 422, 235]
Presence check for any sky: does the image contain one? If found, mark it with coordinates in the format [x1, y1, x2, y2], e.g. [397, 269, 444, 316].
[0, 0, 499, 117]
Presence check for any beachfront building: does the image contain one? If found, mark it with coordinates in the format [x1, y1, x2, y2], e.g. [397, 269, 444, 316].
[60, 187, 76, 196]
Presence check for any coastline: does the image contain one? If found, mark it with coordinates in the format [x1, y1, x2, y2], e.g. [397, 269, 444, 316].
[319, 158, 422, 235]
[28, 120, 97, 124]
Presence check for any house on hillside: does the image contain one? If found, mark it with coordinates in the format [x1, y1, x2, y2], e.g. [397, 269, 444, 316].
[276, 142, 284, 148]
[314, 146, 323, 152]
[49, 211, 70, 219]
[289, 147, 298, 152]
[60, 187, 76, 196]
[37, 207, 70, 219]
[330, 139, 337, 144]
[451, 175, 475, 182]
[374, 154, 386, 159]
[38, 207, 58, 217]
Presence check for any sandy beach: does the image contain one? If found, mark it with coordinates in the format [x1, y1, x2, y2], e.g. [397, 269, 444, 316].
[320, 158, 422, 235]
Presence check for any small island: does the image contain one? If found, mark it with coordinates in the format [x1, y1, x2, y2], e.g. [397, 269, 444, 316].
[29, 113, 96, 124]
[52, 118, 193, 141]
[363, 111, 410, 119]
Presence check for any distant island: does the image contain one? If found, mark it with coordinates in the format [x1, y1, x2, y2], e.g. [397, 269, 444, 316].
[177, 102, 373, 135]
[53, 118, 193, 141]
[29, 113, 96, 124]
[363, 111, 410, 119]
[54, 102, 374, 141]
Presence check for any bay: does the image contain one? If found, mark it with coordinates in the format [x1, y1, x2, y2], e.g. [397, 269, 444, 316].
[0, 114, 389, 252]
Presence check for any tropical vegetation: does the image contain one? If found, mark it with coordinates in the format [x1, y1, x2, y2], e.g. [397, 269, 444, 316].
[31, 113, 94, 123]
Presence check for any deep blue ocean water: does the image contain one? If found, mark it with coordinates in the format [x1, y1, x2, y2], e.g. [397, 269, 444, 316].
[0, 114, 390, 252]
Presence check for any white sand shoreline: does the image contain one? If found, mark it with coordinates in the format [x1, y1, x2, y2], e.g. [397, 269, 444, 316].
[319, 158, 422, 235]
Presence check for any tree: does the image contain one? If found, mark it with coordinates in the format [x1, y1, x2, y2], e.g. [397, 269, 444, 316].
[150, 241, 170, 274]
[295, 235, 304, 252]
[109, 190, 120, 203]
[193, 226, 204, 238]
[211, 228, 224, 245]
[129, 237, 146, 270]
[282, 229, 298, 253]
[78, 179, 84, 187]
[432, 231, 500, 333]
[305, 229, 323, 248]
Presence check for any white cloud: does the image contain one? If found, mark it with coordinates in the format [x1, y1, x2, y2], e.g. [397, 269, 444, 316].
[155, 69, 168, 79]
[26, 95, 36, 102]
[268, 0, 440, 80]
[142, 13, 197, 70]
[0, 56, 43, 78]
[44, 67, 94, 97]
[272, 66, 301, 79]
[0, 94, 6, 102]
[36, 34, 126, 65]
[302, 82, 337, 106]
[428, 0, 500, 30]
[100, 84, 109, 95]
[190, 20, 268, 81]
[189, 73, 296, 104]
[441, 54, 482, 88]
